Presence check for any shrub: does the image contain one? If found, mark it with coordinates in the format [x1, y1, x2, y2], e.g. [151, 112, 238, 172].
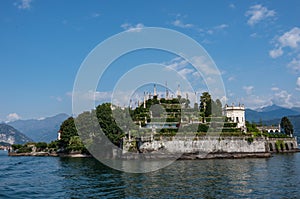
[246, 137, 254, 143]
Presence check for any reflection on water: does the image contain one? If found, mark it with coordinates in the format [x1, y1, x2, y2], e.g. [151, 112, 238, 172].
[0, 151, 300, 198]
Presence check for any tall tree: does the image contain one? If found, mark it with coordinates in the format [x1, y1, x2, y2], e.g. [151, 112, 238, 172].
[280, 117, 294, 136]
[200, 92, 212, 117]
[58, 117, 78, 150]
[96, 103, 125, 146]
[214, 99, 223, 117]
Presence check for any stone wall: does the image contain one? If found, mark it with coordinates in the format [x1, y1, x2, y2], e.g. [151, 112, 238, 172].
[138, 136, 298, 154]
[266, 138, 298, 152]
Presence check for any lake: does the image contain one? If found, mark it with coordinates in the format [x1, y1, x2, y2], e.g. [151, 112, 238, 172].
[1, 150, 300, 198]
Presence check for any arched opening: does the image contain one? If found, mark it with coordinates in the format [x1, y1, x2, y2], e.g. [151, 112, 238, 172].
[269, 143, 273, 151]
[291, 143, 294, 149]
[269, 130, 274, 133]
[285, 143, 289, 151]
[280, 143, 284, 151]
[275, 130, 279, 133]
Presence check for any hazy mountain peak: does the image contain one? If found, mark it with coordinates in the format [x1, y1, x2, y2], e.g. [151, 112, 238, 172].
[256, 104, 284, 112]
[8, 113, 69, 143]
[0, 123, 33, 145]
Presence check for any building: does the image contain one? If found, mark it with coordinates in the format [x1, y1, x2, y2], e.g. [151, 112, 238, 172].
[223, 104, 246, 131]
[257, 125, 281, 133]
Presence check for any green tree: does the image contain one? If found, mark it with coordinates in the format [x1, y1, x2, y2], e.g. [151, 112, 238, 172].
[280, 117, 294, 136]
[67, 136, 85, 152]
[48, 140, 58, 150]
[58, 117, 78, 150]
[214, 99, 223, 117]
[245, 121, 259, 132]
[200, 92, 213, 117]
[96, 103, 125, 146]
[11, 144, 22, 151]
[35, 142, 48, 152]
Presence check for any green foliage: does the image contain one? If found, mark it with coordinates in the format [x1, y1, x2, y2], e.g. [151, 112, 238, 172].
[246, 121, 260, 132]
[221, 128, 241, 133]
[263, 132, 289, 138]
[223, 122, 237, 128]
[252, 131, 262, 137]
[198, 124, 209, 132]
[280, 117, 294, 136]
[150, 104, 165, 117]
[275, 140, 284, 151]
[48, 140, 58, 150]
[199, 92, 222, 117]
[213, 99, 223, 117]
[11, 144, 22, 151]
[200, 92, 212, 117]
[17, 146, 32, 153]
[96, 103, 127, 146]
[220, 132, 244, 136]
[58, 117, 78, 150]
[246, 137, 254, 143]
[35, 142, 48, 152]
[67, 136, 85, 152]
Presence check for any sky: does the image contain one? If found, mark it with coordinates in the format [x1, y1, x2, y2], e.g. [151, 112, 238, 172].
[1, 0, 300, 121]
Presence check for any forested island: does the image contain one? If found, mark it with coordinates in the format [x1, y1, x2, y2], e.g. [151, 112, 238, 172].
[9, 91, 299, 159]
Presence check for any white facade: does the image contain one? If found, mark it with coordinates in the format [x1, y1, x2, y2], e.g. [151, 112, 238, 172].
[224, 104, 246, 131]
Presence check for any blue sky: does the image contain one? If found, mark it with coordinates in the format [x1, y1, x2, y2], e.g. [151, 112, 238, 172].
[1, 0, 300, 121]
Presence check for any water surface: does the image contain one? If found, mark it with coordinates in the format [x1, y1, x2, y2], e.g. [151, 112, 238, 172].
[1, 150, 300, 198]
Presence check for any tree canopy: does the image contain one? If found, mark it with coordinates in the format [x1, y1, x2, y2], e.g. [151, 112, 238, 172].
[280, 116, 294, 136]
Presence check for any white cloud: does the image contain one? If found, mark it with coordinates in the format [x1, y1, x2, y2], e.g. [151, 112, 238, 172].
[246, 97, 272, 109]
[272, 89, 293, 108]
[228, 76, 235, 82]
[68, 90, 112, 102]
[243, 86, 254, 95]
[288, 57, 300, 73]
[14, 0, 32, 10]
[245, 4, 276, 26]
[296, 77, 300, 91]
[214, 24, 229, 30]
[269, 48, 283, 58]
[172, 19, 194, 28]
[121, 23, 145, 32]
[278, 27, 300, 49]
[229, 3, 235, 9]
[269, 27, 300, 59]
[190, 56, 220, 75]
[178, 68, 194, 78]
[271, 87, 280, 91]
[230, 87, 300, 109]
[164, 57, 195, 80]
[6, 113, 21, 122]
[250, 33, 259, 38]
[165, 57, 188, 70]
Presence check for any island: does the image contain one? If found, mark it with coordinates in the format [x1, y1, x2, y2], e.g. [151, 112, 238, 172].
[8, 85, 299, 159]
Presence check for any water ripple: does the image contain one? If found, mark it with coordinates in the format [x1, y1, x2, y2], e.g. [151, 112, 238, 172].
[0, 150, 300, 198]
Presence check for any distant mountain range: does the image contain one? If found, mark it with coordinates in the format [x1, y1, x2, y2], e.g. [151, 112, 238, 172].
[0, 123, 33, 145]
[246, 104, 300, 137]
[246, 104, 300, 123]
[8, 113, 69, 143]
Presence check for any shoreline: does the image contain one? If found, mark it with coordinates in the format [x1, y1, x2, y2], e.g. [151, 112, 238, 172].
[8, 152, 92, 158]
[8, 149, 300, 159]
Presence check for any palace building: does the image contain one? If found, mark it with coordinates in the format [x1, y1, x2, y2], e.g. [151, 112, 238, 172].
[223, 104, 246, 132]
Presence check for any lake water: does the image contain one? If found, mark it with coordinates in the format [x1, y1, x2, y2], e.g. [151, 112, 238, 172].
[1, 150, 300, 198]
